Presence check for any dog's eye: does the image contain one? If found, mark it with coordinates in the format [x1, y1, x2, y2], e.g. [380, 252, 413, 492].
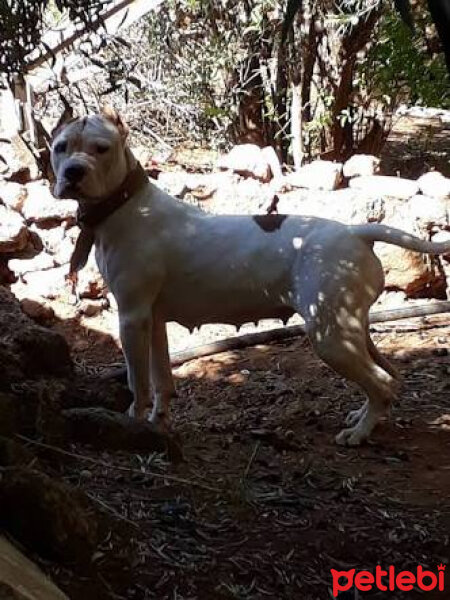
[54, 141, 67, 153]
[96, 143, 110, 154]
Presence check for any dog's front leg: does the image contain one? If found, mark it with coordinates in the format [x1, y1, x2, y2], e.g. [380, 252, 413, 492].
[149, 315, 176, 431]
[120, 312, 152, 420]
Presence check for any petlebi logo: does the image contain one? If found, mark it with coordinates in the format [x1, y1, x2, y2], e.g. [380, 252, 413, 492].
[331, 564, 446, 596]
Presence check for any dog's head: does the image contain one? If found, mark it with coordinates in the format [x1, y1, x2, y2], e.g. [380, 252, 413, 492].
[51, 107, 130, 201]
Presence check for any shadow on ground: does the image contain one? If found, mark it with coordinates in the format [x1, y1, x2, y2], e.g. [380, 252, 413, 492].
[8, 302, 448, 600]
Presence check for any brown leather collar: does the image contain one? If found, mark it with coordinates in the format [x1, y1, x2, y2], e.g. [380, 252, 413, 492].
[77, 161, 148, 228]
[69, 162, 148, 276]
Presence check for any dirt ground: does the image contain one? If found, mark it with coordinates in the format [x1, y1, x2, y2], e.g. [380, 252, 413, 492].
[37, 313, 450, 600]
[25, 114, 450, 599]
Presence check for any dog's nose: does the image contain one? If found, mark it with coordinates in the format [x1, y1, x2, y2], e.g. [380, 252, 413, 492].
[64, 163, 86, 183]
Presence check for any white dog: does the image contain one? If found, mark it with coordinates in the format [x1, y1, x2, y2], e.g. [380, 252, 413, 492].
[51, 109, 450, 446]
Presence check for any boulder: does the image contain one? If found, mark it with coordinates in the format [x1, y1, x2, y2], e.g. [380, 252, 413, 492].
[20, 298, 55, 324]
[0, 286, 72, 382]
[5, 229, 44, 261]
[375, 242, 445, 297]
[20, 266, 69, 301]
[286, 160, 342, 191]
[0, 205, 29, 253]
[156, 171, 190, 198]
[370, 211, 447, 298]
[76, 249, 107, 299]
[343, 154, 380, 178]
[62, 407, 182, 461]
[9, 252, 55, 276]
[0, 469, 98, 563]
[417, 171, 450, 199]
[0, 260, 16, 284]
[52, 234, 75, 266]
[29, 223, 67, 255]
[0, 181, 27, 212]
[217, 144, 279, 182]
[432, 230, 450, 259]
[409, 194, 448, 231]
[274, 188, 386, 225]
[77, 299, 104, 318]
[350, 175, 419, 200]
[22, 181, 77, 224]
[0, 134, 39, 183]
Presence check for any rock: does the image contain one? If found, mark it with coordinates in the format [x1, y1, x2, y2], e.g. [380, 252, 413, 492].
[76, 249, 107, 299]
[20, 298, 55, 324]
[156, 171, 190, 197]
[0, 468, 99, 563]
[375, 242, 446, 298]
[21, 266, 69, 300]
[0, 536, 69, 599]
[432, 230, 450, 259]
[433, 231, 450, 298]
[22, 181, 77, 224]
[0, 286, 72, 379]
[9, 251, 55, 275]
[207, 174, 267, 214]
[0, 436, 35, 467]
[0, 260, 16, 284]
[409, 194, 448, 231]
[0, 206, 29, 253]
[14, 323, 72, 378]
[157, 171, 228, 201]
[217, 144, 279, 182]
[349, 175, 419, 200]
[0, 393, 23, 437]
[0, 181, 27, 212]
[417, 171, 450, 199]
[52, 234, 75, 266]
[286, 160, 343, 191]
[0, 134, 39, 183]
[7, 229, 44, 260]
[343, 154, 380, 178]
[62, 407, 182, 461]
[30, 224, 66, 255]
[77, 299, 104, 318]
[376, 290, 408, 309]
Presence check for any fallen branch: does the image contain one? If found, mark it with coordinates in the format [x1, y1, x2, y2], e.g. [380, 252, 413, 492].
[16, 434, 221, 493]
[102, 301, 450, 381]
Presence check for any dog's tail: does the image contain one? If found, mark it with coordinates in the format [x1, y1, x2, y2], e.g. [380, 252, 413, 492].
[351, 223, 450, 255]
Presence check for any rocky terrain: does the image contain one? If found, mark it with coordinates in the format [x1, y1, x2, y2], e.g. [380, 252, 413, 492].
[0, 109, 449, 599]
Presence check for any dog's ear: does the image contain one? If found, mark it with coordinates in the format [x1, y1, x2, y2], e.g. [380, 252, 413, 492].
[51, 98, 75, 140]
[101, 105, 129, 141]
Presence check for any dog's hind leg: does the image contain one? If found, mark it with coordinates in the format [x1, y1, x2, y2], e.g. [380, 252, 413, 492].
[345, 327, 401, 428]
[149, 314, 176, 431]
[293, 230, 398, 445]
[306, 315, 397, 446]
[366, 329, 401, 382]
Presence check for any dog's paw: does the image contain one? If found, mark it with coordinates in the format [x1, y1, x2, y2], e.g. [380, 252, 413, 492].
[127, 402, 151, 420]
[148, 410, 171, 433]
[335, 426, 366, 447]
[345, 402, 367, 426]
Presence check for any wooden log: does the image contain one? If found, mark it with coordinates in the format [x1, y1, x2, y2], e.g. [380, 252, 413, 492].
[102, 301, 450, 382]
[0, 536, 68, 600]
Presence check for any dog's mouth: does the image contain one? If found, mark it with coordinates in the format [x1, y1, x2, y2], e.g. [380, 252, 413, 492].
[53, 179, 81, 200]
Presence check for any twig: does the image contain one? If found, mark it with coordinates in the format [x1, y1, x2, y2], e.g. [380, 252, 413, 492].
[86, 491, 139, 528]
[242, 441, 260, 483]
[16, 434, 221, 493]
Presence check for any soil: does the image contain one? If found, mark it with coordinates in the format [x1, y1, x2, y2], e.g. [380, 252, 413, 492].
[15, 114, 450, 598]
